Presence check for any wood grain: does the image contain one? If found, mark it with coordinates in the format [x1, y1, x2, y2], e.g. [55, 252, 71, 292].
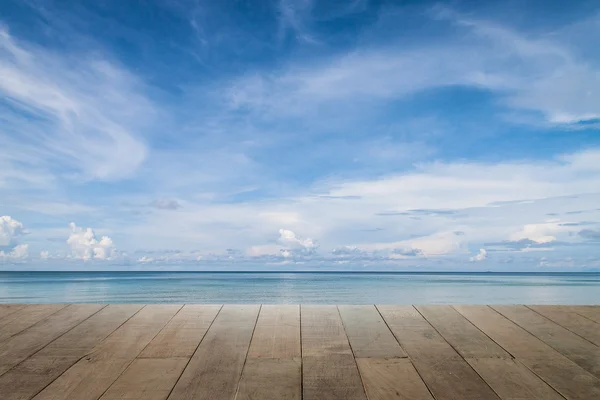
[0, 304, 105, 376]
[100, 358, 188, 400]
[33, 305, 181, 400]
[0, 305, 66, 342]
[0, 304, 28, 320]
[301, 305, 367, 400]
[139, 304, 221, 358]
[569, 306, 600, 323]
[0, 304, 142, 400]
[246, 304, 300, 359]
[493, 305, 600, 378]
[167, 305, 260, 400]
[377, 305, 500, 400]
[356, 358, 434, 400]
[529, 305, 600, 346]
[455, 305, 600, 400]
[235, 358, 301, 400]
[338, 305, 407, 358]
[416, 305, 564, 400]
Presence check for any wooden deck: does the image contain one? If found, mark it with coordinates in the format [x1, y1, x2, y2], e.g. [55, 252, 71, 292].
[0, 305, 599, 400]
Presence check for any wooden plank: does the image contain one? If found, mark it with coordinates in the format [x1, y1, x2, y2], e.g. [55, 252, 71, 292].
[139, 304, 221, 358]
[0, 304, 28, 320]
[529, 305, 600, 346]
[98, 305, 221, 400]
[167, 305, 260, 400]
[236, 305, 301, 400]
[454, 305, 600, 400]
[0, 304, 105, 376]
[356, 358, 434, 400]
[415, 305, 509, 359]
[468, 359, 565, 400]
[301, 305, 367, 400]
[235, 359, 301, 400]
[568, 306, 600, 324]
[0, 304, 66, 342]
[377, 305, 500, 400]
[416, 305, 564, 400]
[492, 305, 600, 378]
[338, 305, 407, 358]
[99, 358, 188, 400]
[0, 304, 142, 400]
[33, 305, 181, 400]
[246, 304, 300, 359]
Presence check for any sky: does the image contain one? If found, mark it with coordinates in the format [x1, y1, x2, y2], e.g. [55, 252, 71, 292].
[1, 0, 600, 271]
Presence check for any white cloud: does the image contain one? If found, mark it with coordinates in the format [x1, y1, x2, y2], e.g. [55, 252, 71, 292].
[509, 222, 572, 244]
[0, 244, 29, 261]
[225, 9, 600, 127]
[40, 251, 49, 260]
[0, 27, 154, 183]
[0, 215, 25, 246]
[67, 222, 115, 261]
[278, 229, 318, 253]
[470, 248, 488, 262]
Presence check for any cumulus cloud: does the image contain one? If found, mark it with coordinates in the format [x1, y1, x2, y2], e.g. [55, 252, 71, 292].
[277, 229, 318, 254]
[470, 248, 488, 262]
[0, 216, 26, 246]
[509, 222, 571, 244]
[67, 222, 115, 261]
[0, 244, 29, 261]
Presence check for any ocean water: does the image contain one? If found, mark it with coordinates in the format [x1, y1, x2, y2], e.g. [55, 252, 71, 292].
[1, 271, 599, 304]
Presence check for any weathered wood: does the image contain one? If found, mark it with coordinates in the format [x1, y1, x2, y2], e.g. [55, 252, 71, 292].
[529, 305, 600, 346]
[0, 304, 28, 320]
[235, 358, 301, 400]
[416, 305, 565, 400]
[0, 304, 66, 342]
[236, 305, 301, 400]
[246, 304, 300, 359]
[493, 305, 600, 378]
[416, 305, 509, 359]
[468, 359, 565, 400]
[338, 305, 407, 358]
[0, 304, 105, 376]
[455, 305, 600, 400]
[0, 304, 142, 400]
[99, 358, 188, 400]
[377, 305, 500, 400]
[167, 305, 260, 400]
[356, 358, 434, 400]
[33, 305, 181, 400]
[569, 306, 600, 323]
[139, 304, 221, 358]
[302, 305, 367, 400]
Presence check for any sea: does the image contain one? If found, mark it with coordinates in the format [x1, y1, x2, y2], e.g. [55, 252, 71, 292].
[1, 271, 599, 304]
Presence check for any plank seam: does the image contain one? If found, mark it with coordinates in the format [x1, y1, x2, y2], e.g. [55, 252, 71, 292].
[164, 304, 224, 400]
[0, 304, 69, 344]
[374, 305, 438, 400]
[336, 305, 369, 400]
[454, 305, 572, 400]
[412, 306, 502, 400]
[93, 304, 185, 400]
[25, 304, 149, 400]
[524, 305, 600, 348]
[233, 304, 262, 400]
[0, 303, 109, 379]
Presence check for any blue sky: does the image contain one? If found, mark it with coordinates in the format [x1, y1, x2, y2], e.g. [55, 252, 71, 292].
[1, 0, 600, 270]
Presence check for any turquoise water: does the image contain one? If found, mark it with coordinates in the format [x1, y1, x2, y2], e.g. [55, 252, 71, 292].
[0, 272, 599, 304]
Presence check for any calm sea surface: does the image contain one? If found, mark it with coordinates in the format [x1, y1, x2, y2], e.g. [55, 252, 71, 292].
[0, 272, 599, 304]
